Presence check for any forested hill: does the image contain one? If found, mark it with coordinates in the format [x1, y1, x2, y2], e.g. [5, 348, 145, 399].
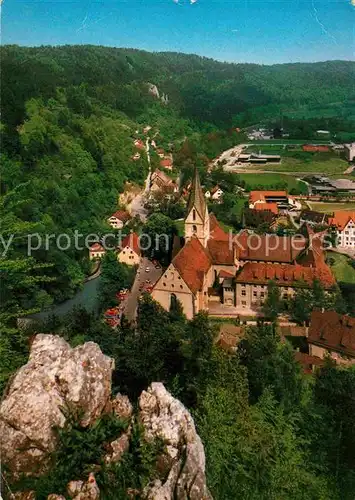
[2, 45, 355, 129]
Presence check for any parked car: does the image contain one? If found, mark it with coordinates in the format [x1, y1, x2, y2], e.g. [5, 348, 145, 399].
[145, 267, 150, 272]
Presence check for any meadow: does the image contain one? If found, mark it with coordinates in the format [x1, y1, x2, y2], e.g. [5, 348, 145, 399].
[308, 202, 355, 213]
[326, 252, 355, 284]
[238, 173, 308, 194]
[249, 157, 348, 175]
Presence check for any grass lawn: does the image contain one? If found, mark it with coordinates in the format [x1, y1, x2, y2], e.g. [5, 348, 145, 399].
[239, 173, 308, 194]
[326, 252, 355, 284]
[308, 202, 355, 213]
[249, 157, 348, 175]
[248, 139, 331, 145]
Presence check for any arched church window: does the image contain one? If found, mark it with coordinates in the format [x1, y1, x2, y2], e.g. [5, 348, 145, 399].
[192, 225, 197, 234]
[170, 293, 178, 311]
[193, 209, 196, 221]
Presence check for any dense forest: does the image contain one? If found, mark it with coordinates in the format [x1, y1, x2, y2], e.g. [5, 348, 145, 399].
[5, 298, 355, 499]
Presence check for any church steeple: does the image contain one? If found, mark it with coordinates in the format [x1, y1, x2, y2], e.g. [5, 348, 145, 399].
[184, 167, 210, 247]
[187, 167, 206, 221]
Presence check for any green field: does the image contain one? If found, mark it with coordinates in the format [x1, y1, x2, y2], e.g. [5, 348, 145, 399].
[308, 202, 355, 213]
[247, 139, 331, 145]
[249, 156, 348, 175]
[239, 173, 308, 194]
[326, 252, 355, 284]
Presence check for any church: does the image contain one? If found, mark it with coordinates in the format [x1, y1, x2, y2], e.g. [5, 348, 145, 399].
[151, 168, 335, 319]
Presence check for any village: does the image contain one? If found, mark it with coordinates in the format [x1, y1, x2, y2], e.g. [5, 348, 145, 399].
[88, 128, 355, 374]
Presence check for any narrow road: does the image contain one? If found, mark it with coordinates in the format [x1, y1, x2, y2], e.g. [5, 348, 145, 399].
[129, 138, 152, 222]
[123, 257, 163, 322]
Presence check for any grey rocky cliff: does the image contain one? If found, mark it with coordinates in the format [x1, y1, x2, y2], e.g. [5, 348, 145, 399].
[1, 335, 211, 499]
[140, 383, 212, 500]
[0, 334, 114, 477]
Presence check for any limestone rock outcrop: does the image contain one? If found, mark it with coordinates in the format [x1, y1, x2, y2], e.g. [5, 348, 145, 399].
[140, 382, 211, 500]
[1, 336, 211, 499]
[66, 473, 100, 500]
[0, 334, 114, 477]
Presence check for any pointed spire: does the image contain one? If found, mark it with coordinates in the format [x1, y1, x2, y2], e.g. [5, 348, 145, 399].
[187, 167, 206, 220]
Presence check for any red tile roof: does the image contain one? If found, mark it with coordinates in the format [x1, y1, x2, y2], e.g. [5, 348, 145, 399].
[110, 210, 131, 222]
[207, 239, 234, 265]
[173, 237, 211, 294]
[253, 202, 279, 214]
[90, 243, 105, 253]
[235, 261, 335, 289]
[210, 185, 222, 195]
[294, 351, 324, 374]
[120, 233, 141, 256]
[209, 214, 230, 242]
[234, 232, 307, 263]
[302, 145, 330, 152]
[219, 270, 235, 278]
[328, 211, 355, 231]
[308, 310, 355, 358]
[151, 169, 173, 185]
[160, 158, 173, 168]
[134, 139, 145, 150]
[249, 190, 288, 204]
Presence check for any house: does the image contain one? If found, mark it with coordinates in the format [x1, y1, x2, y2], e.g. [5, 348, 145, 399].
[151, 168, 326, 319]
[235, 261, 335, 312]
[328, 211, 355, 248]
[156, 148, 165, 159]
[316, 130, 330, 136]
[294, 351, 324, 374]
[143, 126, 152, 134]
[134, 139, 145, 150]
[308, 310, 355, 365]
[107, 210, 131, 229]
[132, 152, 141, 161]
[205, 185, 224, 203]
[344, 143, 355, 162]
[249, 190, 301, 213]
[150, 169, 177, 193]
[300, 210, 329, 227]
[89, 242, 106, 260]
[117, 233, 141, 266]
[160, 158, 173, 171]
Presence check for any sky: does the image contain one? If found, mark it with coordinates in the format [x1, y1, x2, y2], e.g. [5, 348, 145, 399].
[1, 0, 354, 64]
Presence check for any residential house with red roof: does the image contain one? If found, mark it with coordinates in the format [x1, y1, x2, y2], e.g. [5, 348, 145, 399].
[249, 190, 301, 214]
[89, 242, 106, 260]
[308, 310, 355, 365]
[134, 139, 145, 150]
[107, 210, 131, 230]
[150, 169, 177, 194]
[160, 158, 173, 171]
[156, 148, 165, 158]
[117, 233, 141, 266]
[328, 211, 355, 248]
[205, 185, 224, 203]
